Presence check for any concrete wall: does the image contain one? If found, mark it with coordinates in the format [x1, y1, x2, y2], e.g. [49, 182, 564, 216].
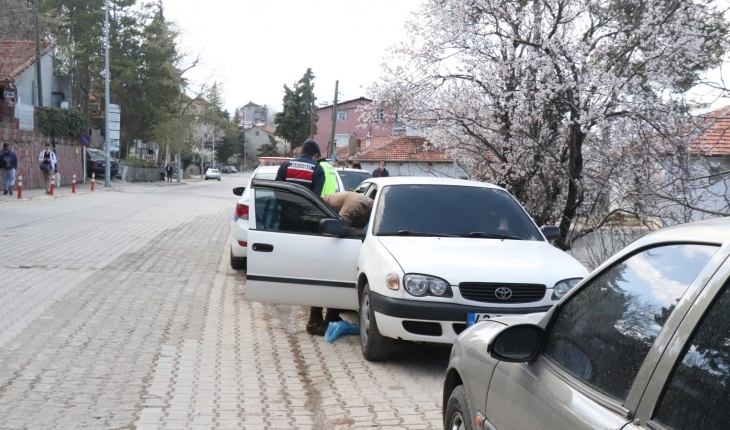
[356, 161, 467, 179]
[14, 52, 53, 108]
[121, 166, 159, 182]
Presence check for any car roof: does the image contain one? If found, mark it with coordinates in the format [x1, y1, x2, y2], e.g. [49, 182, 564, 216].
[634, 217, 730, 247]
[360, 176, 505, 190]
[335, 168, 370, 173]
[254, 165, 280, 174]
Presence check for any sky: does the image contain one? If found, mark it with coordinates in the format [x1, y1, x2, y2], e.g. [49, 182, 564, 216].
[163, 0, 425, 115]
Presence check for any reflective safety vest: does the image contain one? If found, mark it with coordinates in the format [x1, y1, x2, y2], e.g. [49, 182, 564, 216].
[320, 160, 337, 196]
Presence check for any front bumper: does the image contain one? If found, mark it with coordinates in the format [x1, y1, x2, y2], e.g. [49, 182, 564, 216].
[371, 292, 552, 344]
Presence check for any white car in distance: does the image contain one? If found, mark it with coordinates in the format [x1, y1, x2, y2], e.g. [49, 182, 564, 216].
[245, 177, 588, 361]
[229, 164, 345, 270]
[205, 168, 221, 181]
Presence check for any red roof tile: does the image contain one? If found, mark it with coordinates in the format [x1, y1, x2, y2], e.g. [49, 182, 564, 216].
[0, 40, 55, 81]
[693, 106, 730, 156]
[340, 136, 452, 163]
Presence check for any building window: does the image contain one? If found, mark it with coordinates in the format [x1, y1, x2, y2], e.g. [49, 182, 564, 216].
[337, 110, 348, 121]
[255, 131, 259, 136]
[374, 109, 384, 121]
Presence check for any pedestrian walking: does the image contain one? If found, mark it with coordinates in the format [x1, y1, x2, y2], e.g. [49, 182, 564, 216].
[274, 139, 330, 335]
[159, 164, 166, 181]
[38, 143, 57, 194]
[372, 160, 389, 177]
[0, 143, 18, 195]
[165, 164, 173, 182]
[351, 161, 362, 169]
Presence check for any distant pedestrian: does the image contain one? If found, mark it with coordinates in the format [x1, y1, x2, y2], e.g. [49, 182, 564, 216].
[38, 143, 57, 194]
[0, 143, 18, 195]
[372, 160, 389, 178]
[165, 164, 173, 182]
[351, 161, 362, 169]
[159, 164, 166, 181]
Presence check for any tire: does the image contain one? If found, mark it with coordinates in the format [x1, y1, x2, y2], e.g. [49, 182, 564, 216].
[218, 178, 221, 181]
[444, 385, 474, 430]
[360, 284, 392, 361]
[205, 178, 208, 180]
[230, 249, 247, 270]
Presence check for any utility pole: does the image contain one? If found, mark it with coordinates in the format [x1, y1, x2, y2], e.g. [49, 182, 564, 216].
[309, 97, 314, 140]
[34, 0, 43, 107]
[103, 0, 111, 187]
[328, 80, 339, 158]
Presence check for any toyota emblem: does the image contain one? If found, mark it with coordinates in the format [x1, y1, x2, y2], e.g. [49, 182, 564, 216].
[494, 287, 513, 300]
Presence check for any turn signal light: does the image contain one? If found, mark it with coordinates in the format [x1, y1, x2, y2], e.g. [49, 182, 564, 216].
[235, 203, 249, 220]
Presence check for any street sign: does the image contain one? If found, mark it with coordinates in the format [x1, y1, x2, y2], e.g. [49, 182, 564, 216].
[79, 134, 91, 146]
[109, 130, 120, 140]
[110, 140, 120, 152]
[3, 90, 14, 99]
[109, 121, 120, 132]
[109, 112, 120, 122]
[109, 103, 121, 113]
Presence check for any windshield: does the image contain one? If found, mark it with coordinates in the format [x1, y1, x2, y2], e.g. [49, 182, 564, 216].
[254, 172, 277, 180]
[338, 171, 371, 191]
[210, 169, 219, 173]
[88, 151, 105, 160]
[373, 185, 543, 240]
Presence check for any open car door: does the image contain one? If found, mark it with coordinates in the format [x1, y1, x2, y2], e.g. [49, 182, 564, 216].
[245, 179, 362, 310]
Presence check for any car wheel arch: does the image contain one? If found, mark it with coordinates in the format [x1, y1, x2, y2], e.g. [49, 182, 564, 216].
[443, 367, 464, 414]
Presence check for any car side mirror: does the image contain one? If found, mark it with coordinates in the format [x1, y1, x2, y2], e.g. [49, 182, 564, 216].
[540, 226, 561, 241]
[232, 187, 245, 196]
[488, 324, 544, 363]
[319, 218, 355, 238]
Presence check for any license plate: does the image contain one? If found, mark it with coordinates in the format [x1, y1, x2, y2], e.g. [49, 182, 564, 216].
[467, 313, 503, 327]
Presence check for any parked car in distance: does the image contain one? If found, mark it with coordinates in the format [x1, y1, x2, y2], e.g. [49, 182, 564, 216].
[228, 166, 237, 173]
[85, 148, 119, 178]
[244, 177, 587, 361]
[205, 168, 221, 181]
[221, 166, 230, 173]
[443, 217, 730, 430]
[229, 164, 346, 270]
[336, 168, 372, 191]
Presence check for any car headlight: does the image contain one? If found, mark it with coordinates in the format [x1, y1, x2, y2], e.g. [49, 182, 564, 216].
[403, 274, 452, 297]
[552, 278, 582, 300]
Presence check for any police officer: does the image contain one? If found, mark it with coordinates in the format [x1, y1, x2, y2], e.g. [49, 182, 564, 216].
[275, 139, 325, 195]
[275, 139, 330, 335]
[318, 156, 337, 197]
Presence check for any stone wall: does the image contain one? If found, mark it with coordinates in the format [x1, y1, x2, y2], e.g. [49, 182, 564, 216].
[121, 166, 159, 182]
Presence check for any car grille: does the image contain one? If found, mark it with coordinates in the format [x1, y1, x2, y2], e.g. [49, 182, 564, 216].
[402, 321, 443, 336]
[458, 283, 546, 304]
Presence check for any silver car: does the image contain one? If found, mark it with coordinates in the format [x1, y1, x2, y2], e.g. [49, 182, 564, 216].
[444, 217, 730, 430]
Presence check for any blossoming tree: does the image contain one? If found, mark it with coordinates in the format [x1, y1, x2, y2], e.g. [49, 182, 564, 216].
[364, 0, 729, 251]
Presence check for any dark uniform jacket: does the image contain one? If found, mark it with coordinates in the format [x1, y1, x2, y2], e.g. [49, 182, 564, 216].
[275, 155, 325, 195]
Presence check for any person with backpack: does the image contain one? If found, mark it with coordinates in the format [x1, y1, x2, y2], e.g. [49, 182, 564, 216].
[0, 143, 18, 196]
[38, 143, 57, 194]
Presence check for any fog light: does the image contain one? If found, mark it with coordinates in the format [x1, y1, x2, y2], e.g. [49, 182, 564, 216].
[386, 273, 399, 290]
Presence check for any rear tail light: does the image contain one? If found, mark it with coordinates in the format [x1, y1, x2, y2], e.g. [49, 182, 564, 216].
[91, 161, 97, 167]
[235, 203, 249, 220]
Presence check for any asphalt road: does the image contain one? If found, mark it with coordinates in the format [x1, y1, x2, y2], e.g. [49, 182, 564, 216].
[0, 175, 449, 429]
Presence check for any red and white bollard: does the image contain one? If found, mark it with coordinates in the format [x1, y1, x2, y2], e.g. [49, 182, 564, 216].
[16, 172, 22, 199]
[49, 173, 55, 196]
[72, 172, 76, 194]
[91, 172, 95, 191]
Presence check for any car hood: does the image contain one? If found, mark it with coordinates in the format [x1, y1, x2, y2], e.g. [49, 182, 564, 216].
[378, 237, 587, 286]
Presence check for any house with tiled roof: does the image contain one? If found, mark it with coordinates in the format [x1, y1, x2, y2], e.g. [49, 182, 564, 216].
[0, 40, 61, 129]
[693, 106, 730, 157]
[335, 135, 467, 178]
[243, 124, 286, 164]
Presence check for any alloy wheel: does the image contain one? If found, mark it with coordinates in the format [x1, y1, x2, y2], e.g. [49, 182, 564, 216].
[361, 294, 370, 347]
[449, 412, 465, 430]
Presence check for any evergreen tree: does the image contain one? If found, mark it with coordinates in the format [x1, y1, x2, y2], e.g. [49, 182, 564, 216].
[274, 68, 318, 153]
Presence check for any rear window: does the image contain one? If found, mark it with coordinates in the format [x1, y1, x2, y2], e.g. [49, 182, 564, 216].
[373, 184, 542, 240]
[338, 171, 371, 191]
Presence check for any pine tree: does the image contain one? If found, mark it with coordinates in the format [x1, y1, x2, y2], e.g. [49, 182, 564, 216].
[274, 68, 318, 153]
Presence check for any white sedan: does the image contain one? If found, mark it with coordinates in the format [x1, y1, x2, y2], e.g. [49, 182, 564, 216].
[244, 176, 587, 361]
[205, 168, 221, 181]
[229, 164, 345, 270]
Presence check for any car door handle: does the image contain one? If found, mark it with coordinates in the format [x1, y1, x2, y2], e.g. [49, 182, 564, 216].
[252, 243, 274, 252]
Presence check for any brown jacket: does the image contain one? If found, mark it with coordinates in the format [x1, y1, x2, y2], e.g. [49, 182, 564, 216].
[323, 192, 374, 228]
